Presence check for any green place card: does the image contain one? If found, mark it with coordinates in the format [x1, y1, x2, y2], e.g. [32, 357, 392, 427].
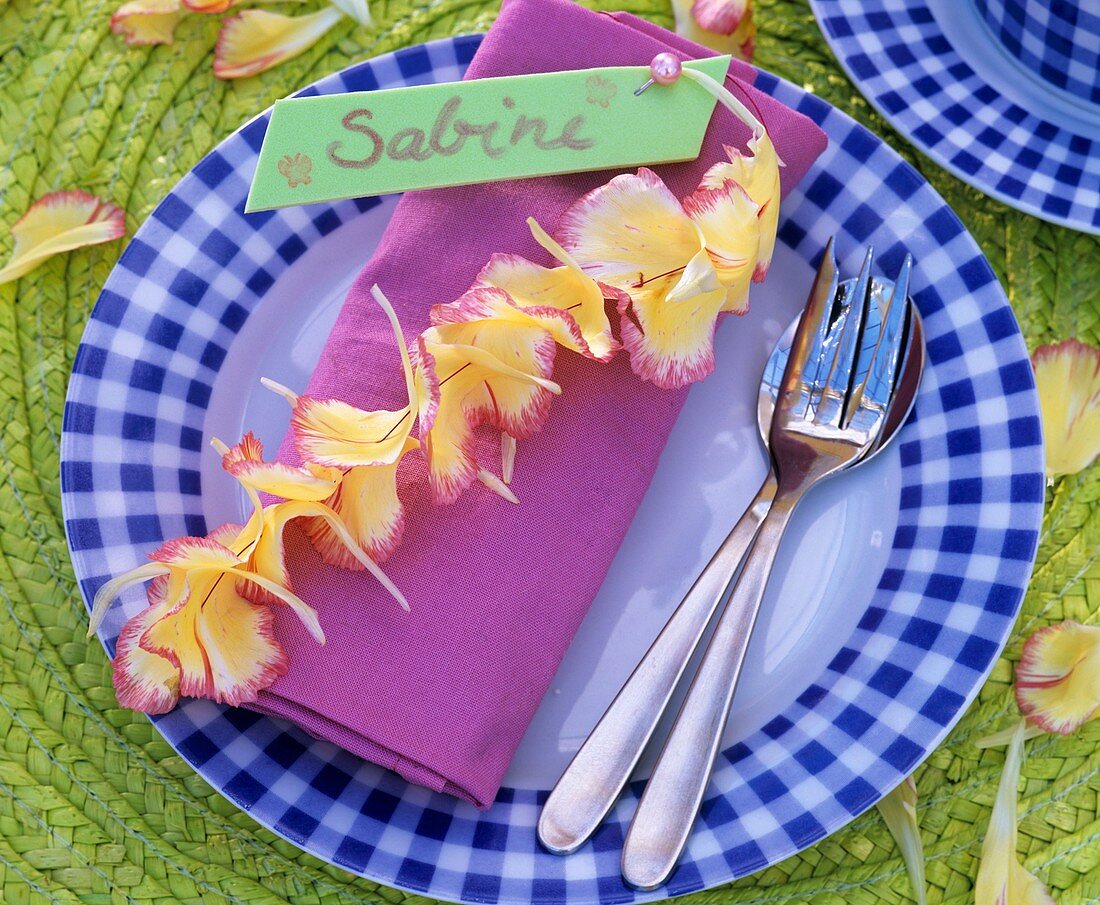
[246, 56, 731, 212]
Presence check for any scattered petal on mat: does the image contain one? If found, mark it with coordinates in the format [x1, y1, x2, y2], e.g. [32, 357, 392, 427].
[975, 720, 1056, 905]
[975, 722, 1046, 749]
[558, 166, 762, 389]
[670, 0, 755, 59]
[214, 7, 344, 80]
[109, 0, 181, 47]
[183, 0, 238, 12]
[0, 190, 125, 285]
[1031, 339, 1100, 479]
[876, 776, 926, 905]
[1015, 621, 1100, 735]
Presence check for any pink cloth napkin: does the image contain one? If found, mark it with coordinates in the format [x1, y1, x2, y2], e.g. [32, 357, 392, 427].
[251, 0, 827, 809]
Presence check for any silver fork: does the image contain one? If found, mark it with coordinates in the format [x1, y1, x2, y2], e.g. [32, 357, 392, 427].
[619, 247, 911, 890]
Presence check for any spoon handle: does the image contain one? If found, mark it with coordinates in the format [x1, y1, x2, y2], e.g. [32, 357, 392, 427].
[537, 472, 777, 856]
[620, 492, 798, 890]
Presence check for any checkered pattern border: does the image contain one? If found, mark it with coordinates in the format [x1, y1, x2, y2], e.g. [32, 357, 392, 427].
[976, 0, 1100, 102]
[811, 0, 1100, 235]
[60, 36, 1045, 905]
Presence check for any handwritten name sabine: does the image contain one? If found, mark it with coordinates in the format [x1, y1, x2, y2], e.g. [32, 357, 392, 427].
[325, 95, 595, 170]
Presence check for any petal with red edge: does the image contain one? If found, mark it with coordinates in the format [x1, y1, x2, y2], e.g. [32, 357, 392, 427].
[1031, 339, 1100, 479]
[700, 132, 781, 280]
[0, 191, 126, 285]
[415, 336, 483, 503]
[140, 573, 213, 701]
[291, 396, 414, 468]
[196, 580, 288, 706]
[111, 581, 180, 714]
[471, 259, 618, 362]
[427, 322, 560, 441]
[219, 431, 341, 501]
[214, 8, 343, 80]
[619, 277, 728, 389]
[558, 168, 701, 288]
[1015, 621, 1100, 734]
[303, 460, 410, 567]
[109, 0, 181, 47]
[150, 535, 242, 570]
[682, 179, 759, 308]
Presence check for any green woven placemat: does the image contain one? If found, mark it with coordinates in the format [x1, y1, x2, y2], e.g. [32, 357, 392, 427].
[0, 0, 1096, 902]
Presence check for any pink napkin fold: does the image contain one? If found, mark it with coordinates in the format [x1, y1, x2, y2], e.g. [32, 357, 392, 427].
[250, 0, 828, 809]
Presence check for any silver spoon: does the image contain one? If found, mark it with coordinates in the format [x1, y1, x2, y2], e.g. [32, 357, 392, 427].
[538, 246, 924, 859]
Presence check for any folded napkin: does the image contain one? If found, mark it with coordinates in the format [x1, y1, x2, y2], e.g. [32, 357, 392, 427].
[251, 0, 828, 809]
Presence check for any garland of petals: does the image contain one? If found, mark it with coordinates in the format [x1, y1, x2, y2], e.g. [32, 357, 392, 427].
[91, 89, 781, 714]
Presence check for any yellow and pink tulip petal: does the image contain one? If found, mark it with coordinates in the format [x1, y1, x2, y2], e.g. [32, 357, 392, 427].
[974, 720, 1056, 905]
[139, 569, 289, 707]
[218, 431, 341, 501]
[1031, 339, 1100, 479]
[558, 168, 702, 291]
[471, 219, 621, 362]
[302, 459, 414, 568]
[620, 279, 729, 389]
[414, 330, 561, 503]
[680, 179, 759, 310]
[234, 497, 408, 611]
[700, 133, 781, 280]
[214, 7, 344, 80]
[0, 190, 125, 285]
[269, 285, 420, 469]
[1015, 621, 1100, 735]
[111, 576, 180, 714]
[109, 0, 181, 47]
[423, 321, 561, 441]
[287, 395, 415, 468]
[558, 166, 757, 388]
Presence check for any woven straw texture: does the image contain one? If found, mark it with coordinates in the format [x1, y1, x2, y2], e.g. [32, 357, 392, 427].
[0, 0, 1097, 902]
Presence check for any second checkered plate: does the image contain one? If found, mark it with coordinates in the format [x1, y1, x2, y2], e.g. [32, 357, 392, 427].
[61, 36, 1044, 905]
[811, 0, 1100, 234]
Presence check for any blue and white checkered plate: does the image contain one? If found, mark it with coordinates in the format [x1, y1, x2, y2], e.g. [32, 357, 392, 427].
[810, 0, 1100, 234]
[61, 36, 1045, 905]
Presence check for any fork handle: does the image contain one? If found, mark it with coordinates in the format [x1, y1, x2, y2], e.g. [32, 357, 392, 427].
[620, 493, 798, 890]
[537, 473, 777, 855]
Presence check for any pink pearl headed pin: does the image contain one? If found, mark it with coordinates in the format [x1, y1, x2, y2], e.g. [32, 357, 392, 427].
[634, 53, 684, 95]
